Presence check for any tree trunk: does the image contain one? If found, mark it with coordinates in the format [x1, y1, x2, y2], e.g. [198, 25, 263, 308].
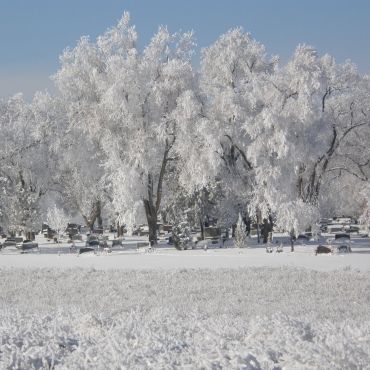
[82, 201, 103, 232]
[255, 207, 262, 244]
[200, 217, 205, 240]
[117, 221, 124, 237]
[142, 139, 174, 246]
[144, 198, 158, 246]
[290, 229, 295, 252]
[82, 215, 95, 231]
[26, 231, 35, 240]
[96, 200, 103, 228]
[143, 173, 158, 245]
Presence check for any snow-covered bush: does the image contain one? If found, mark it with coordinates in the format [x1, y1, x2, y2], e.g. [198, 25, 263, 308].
[46, 205, 69, 239]
[172, 221, 192, 250]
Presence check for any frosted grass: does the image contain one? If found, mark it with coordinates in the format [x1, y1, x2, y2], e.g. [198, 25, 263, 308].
[0, 267, 369, 369]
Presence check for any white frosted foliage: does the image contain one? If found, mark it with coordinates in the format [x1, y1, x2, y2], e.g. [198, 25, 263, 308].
[46, 205, 69, 237]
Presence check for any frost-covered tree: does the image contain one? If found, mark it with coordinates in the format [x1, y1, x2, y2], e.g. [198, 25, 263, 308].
[105, 22, 196, 245]
[244, 44, 370, 234]
[0, 93, 56, 234]
[46, 205, 69, 241]
[50, 108, 109, 230]
[176, 28, 277, 229]
[319, 172, 367, 219]
[51, 29, 111, 230]
[2, 14, 370, 239]
[54, 12, 196, 244]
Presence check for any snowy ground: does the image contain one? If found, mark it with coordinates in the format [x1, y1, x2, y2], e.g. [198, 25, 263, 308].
[1, 267, 370, 369]
[1, 234, 370, 272]
[1, 235, 370, 369]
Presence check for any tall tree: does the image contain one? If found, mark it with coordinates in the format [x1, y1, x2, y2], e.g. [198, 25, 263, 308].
[246, 45, 370, 233]
[178, 28, 277, 226]
[54, 13, 196, 244]
[0, 93, 55, 234]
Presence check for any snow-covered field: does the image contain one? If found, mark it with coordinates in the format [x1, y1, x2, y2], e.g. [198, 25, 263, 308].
[1, 267, 370, 369]
[1, 236, 370, 369]
[1, 234, 370, 272]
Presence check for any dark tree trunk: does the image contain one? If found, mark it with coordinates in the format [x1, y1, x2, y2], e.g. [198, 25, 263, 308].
[200, 217, 205, 240]
[117, 221, 124, 237]
[290, 229, 295, 252]
[256, 208, 261, 244]
[26, 231, 35, 240]
[148, 218, 158, 246]
[161, 212, 167, 225]
[96, 200, 103, 228]
[144, 199, 158, 246]
[268, 214, 274, 228]
[83, 215, 95, 231]
[232, 224, 236, 238]
[82, 200, 103, 232]
[142, 139, 173, 246]
[256, 222, 261, 244]
[144, 173, 158, 246]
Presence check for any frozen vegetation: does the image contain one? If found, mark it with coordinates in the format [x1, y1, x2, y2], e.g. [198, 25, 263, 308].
[1, 267, 370, 369]
[0, 12, 369, 245]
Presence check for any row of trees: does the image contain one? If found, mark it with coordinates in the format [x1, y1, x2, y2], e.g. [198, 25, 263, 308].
[1, 13, 369, 243]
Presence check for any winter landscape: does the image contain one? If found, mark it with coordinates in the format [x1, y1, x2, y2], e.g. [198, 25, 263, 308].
[1, 1, 370, 369]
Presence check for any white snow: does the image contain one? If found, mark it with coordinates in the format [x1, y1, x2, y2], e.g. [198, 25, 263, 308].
[1, 235, 370, 272]
[1, 267, 370, 369]
[1, 236, 370, 369]
[1, 245, 370, 272]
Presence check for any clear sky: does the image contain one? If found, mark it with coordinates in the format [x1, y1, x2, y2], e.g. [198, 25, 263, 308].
[1, 0, 370, 99]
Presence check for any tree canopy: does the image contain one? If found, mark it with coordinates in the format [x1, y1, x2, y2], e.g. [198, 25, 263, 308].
[1, 12, 369, 239]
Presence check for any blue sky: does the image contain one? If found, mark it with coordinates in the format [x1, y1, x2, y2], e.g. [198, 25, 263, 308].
[1, 0, 370, 99]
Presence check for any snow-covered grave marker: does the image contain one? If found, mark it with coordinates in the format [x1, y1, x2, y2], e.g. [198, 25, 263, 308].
[276, 243, 284, 253]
